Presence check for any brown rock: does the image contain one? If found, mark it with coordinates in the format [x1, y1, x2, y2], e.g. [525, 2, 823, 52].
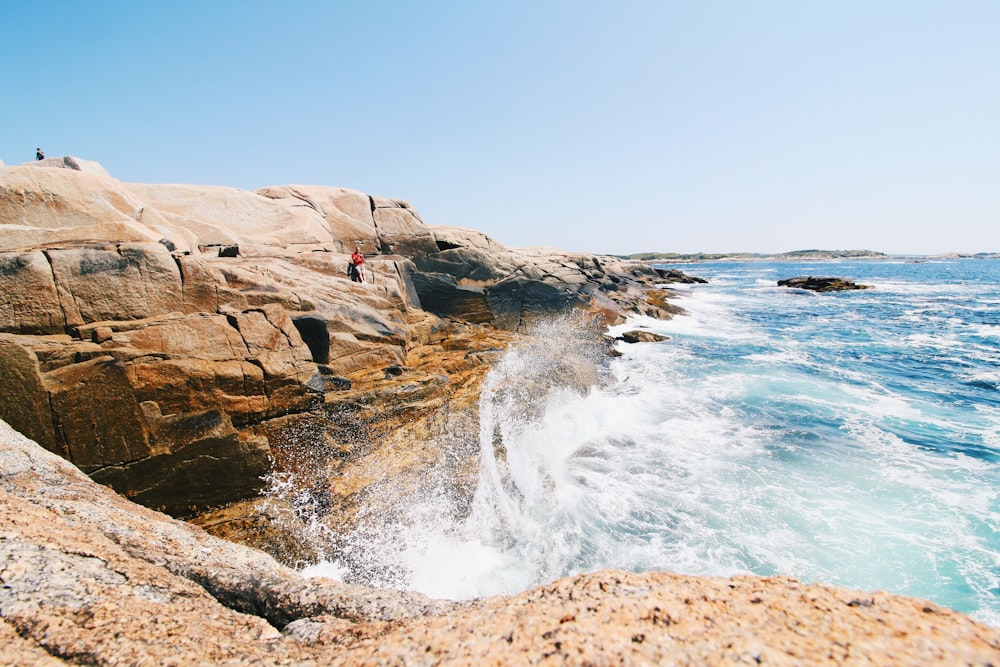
[0, 337, 60, 455]
[0, 250, 64, 334]
[25, 154, 112, 176]
[125, 182, 334, 247]
[256, 185, 378, 254]
[0, 158, 692, 528]
[373, 196, 439, 255]
[0, 304, 325, 515]
[47, 242, 184, 329]
[0, 164, 174, 248]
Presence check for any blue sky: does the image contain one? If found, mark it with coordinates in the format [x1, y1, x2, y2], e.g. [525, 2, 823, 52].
[3, 1, 998, 255]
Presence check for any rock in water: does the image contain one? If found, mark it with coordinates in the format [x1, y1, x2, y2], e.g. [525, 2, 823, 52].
[778, 276, 873, 292]
[619, 330, 670, 343]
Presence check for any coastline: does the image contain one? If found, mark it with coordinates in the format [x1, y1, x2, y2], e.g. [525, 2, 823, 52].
[2, 158, 999, 663]
[627, 250, 1000, 263]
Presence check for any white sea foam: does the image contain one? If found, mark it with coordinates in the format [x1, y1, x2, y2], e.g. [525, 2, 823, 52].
[296, 259, 1000, 625]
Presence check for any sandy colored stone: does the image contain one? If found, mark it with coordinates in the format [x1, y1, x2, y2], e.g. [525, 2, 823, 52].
[0, 249, 64, 334]
[45, 242, 184, 328]
[373, 197, 439, 255]
[0, 338, 60, 455]
[125, 182, 334, 247]
[0, 157, 689, 525]
[256, 185, 378, 254]
[0, 165, 174, 248]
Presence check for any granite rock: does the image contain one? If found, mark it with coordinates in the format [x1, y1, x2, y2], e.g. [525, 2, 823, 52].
[0, 158, 679, 518]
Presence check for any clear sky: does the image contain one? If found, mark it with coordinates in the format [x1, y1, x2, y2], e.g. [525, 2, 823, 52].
[3, 1, 998, 255]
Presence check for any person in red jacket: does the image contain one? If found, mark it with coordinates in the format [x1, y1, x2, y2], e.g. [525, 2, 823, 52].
[350, 246, 366, 283]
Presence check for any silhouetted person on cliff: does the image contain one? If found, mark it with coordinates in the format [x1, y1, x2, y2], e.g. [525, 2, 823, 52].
[36, 148, 45, 160]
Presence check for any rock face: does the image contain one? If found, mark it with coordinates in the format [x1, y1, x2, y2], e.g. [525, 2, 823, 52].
[778, 276, 873, 292]
[0, 158, 674, 516]
[3, 419, 999, 666]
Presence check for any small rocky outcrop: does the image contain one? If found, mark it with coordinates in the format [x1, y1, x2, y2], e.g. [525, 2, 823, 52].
[618, 330, 670, 344]
[778, 276, 873, 292]
[3, 419, 999, 666]
[654, 267, 709, 284]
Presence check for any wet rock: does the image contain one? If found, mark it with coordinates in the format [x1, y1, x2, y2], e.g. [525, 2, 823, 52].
[619, 330, 670, 343]
[654, 267, 708, 284]
[778, 276, 873, 292]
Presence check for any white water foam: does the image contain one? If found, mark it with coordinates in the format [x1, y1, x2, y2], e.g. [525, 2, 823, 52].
[298, 267, 1000, 625]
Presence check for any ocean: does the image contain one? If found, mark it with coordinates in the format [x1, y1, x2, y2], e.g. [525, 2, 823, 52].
[302, 257, 1000, 626]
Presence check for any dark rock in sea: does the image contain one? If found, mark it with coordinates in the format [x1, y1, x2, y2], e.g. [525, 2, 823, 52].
[654, 268, 708, 284]
[619, 330, 670, 344]
[777, 276, 873, 292]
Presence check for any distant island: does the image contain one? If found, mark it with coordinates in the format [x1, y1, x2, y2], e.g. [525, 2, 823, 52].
[620, 249, 1000, 262]
[621, 249, 888, 261]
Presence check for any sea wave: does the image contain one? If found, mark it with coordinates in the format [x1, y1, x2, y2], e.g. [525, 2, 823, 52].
[294, 258, 1000, 626]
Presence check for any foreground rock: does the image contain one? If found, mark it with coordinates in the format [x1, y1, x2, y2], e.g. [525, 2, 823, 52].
[778, 276, 873, 292]
[3, 419, 998, 666]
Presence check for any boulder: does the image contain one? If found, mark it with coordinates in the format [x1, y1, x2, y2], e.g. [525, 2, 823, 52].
[25, 155, 112, 176]
[256, 185, 377, 253]
[486, 276, 588, 330]
[372, 196, 439, 255]
[619, 330, 670, 343]
[654, 267, 709, 284]
[778, 276, 873, 292]
[0, 304, 322, 515]
[409, 271, 495, 323]
[52, 242, 185, 328]
[411, 244, 517, 282]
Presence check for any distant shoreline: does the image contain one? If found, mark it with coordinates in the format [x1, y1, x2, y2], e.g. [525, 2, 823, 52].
[617, 250, 1000, 263]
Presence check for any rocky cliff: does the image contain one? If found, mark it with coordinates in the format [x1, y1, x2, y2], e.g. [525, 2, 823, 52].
[0, 157, 676, 520]
[3, 419, 998, 665]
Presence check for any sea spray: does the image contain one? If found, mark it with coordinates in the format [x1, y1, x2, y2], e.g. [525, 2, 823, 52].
[296, 258, 1000, 626]
[299, 312, 614, 597]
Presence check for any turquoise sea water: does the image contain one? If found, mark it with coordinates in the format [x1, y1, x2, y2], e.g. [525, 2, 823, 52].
[304, 258, 1000, 626]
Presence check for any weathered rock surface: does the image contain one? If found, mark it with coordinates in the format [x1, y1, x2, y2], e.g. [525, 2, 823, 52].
[0, 158, 676, 517]
[3, 419, 999, 666]
[778, 275, 873, 292]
